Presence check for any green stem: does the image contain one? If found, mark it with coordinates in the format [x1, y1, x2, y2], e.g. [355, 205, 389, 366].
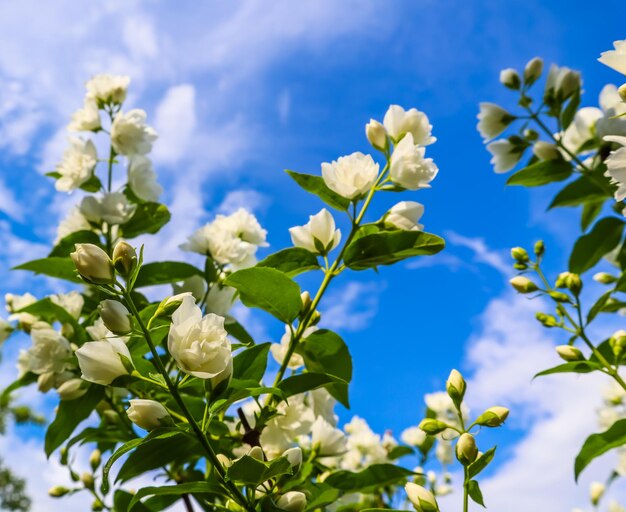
[463, 466, 470, 512]
[122, 291, 252, 511]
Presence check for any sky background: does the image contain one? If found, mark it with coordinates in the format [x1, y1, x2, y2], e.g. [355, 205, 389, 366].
[0, 1, 625, 510]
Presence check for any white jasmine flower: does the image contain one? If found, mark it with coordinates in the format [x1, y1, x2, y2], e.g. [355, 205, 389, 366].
[86, 318, 115, 341]
[389, 133, 438, 189]
[599, 40, 626, 75]
[86, 74, 130, 105]
[55, 138, 97, 192]
[68, 100, 101, 132]
[545, 64, 581, 100]
[604, 135, 626, 203]
[289, 208, 341, 255]
[76, 337, 132, 385]
[401, 426, 427, 447]
[204, 285, 236, 316]
[321, 152, 379, 200]
[311, 416, 347, 457]
[128, 155, 163, 202]
[384, 201, 424, 231]
[6, 293, 38, 328]
[596, 84, 626, 138]
[383, 105, 435, 145]
[50, 291, 84, 320]
[126, 399, 171, 431]
[55, 207, 91, 245]
[486, 139, 522, 173]
[167, 295, 232, 379]
[23, 323, 73, 375]
[111, 109, 158, 155]
[172, 275, 207, 303]
[309, 388, 338, 426]
[560, 107, 602, 156]
[477, 103, 513, 140]
[270, 325, 317, 370]
[80, 192, 137, 225]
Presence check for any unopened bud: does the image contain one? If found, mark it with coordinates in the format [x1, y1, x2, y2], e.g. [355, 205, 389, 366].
[474, 406, 510, 427]
[610, 330, 626, 358]
[455, 433, 478, 466]
[549, 291, 570, 303]
[49, 486, 70, 497]
[533, 141, 561, 161]
[300, 291, 312, 315]
[60, 447, 69, 466]
[92, 498, 104, 511]
[524, 57, 544, 85]
[510, 276, 539, 294]
[535, 312, 558, 328]
[57, 378, 89, 401]
[112, 241, 137, 277]
[534, 240, 545, 257]
[418, 418, 449, 436]
[556, 345, 584, 362]
[89, 449, 101, 471]
[248, 446, 264, 461]
[405, 482, 439, 512]
[594, 272, 617, 284]
[216, 453, 233, 469]
[500, 68, 521, 90]
[590, 482, 605, 506]
[37, 372, 56, 393]
[309, 310, 322, 326]
[99, 300, 132, 335]
[511, 247, 529, 262]
[619, 84, 626, 102]
[513, 262, 528, 270]
[446, 369, 466, 407]
[555, 272, 582, 295]
[366, 119, 388, 151]
[276, 491, 307, 512]
[70, 244, 114, 284]
[282, 447, 303, 470]
[81, 472, 94, 489]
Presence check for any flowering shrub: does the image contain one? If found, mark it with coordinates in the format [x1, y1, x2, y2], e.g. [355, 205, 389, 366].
[0, 75, 509, 511]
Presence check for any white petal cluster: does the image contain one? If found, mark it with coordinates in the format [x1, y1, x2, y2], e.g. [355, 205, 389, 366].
[270, 325, 318, 370]
[596, 84, 626, 139]
[55, 138, 97, 192]
[49, 291, 84, 320]
[384, 201, 424, 231]
[55, 206, 91, 245]
[5, 292, 38, 328]
[486, 139, 521, 174]
[111, 109, 158, 156]
[389, 133, 438, 190]
[128, 155, 163, 202]
[68, 100, 101, 132]
[86, 74, 130, 105]
[321, 152, 379, 200]
[311, 416, 347, 457]
[181, 208, 267, 268]
[477, 103, 513, 140]
[545, 64, 581, 100]
[80, 192, 137, 225]
[604, 135, 626, 205]
[289, 208, 341, 255]
[18, 323, 73, 376]
[599, 40, 626, 76]
[261, 395, 316, 458]
[383, 105, 435, 146]
[167, 295, 232, 379]
[76, 337, 132, 385]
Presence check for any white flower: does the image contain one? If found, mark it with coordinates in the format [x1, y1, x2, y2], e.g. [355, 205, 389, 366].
[532, 141, 561, 161]
[55, 207, 91, 245]
[57, 378, 88, 400]
[311, 416, 347, 457]
[486, 139, 521, 173]
[68, 100, 101, 132]
[405, 482, 439, 512]
[70, 243, 114, 284]
[86, 318, 115, 341]
[270, 325, 318, 370]
[204, 285, 236, 316]
[128, 155, 163, 202]
[6, 293, 38, 327]
[604, 135, 626, 203]
[50, 291, 84, 320]
[590, 482, 606, 506]
[609, 502, 626, 512]
[80, 192, 137, 225]
[344, 416, 388, 466]
[389, 133, 438, 189]
[599, 40, 626, 75]
[55, 138, 97, 192]
[309, 388, 338, 426]
[425, 391, 469, 428]
[261, 395, 316, 458]
[76, 337, 132, 385]
[596, 84, 626, 139]
[168, 295, 232, 379]
[384, 201, 424, 231]
[383, 105, 435, 145]
[559, 107, 602, 156]
[365, 119, 387, 150]
[401, 426, 427, 447]
[111, 109, 158, 155]
[23, 323, 73, 375]
[545, 64, 580, 100]
[289, 208, 341, 255]
[86, 74, 130, 105]
[276, 491, 306, 512]
[127, 399, 171, 431]
[321, 152, 379, 200]
[477, 103, 513, 140]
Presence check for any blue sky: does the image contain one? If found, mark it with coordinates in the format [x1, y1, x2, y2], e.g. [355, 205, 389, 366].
[1, 1, 626, 510]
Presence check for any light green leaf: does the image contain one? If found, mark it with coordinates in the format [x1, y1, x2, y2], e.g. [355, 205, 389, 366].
[534, 361, 603, 378]
[49, 230, 102, 257]
[468, 446, 496, 479]
[324, 464, 414, 491]
[569, 217, 625, 274]
[285, 170, 350, 210]
[468, 480, 486, 507]
[506, 159, 573, 187]
[133, 261, 203, 288]
[257, 247, 321, 277]
[13, 257, 81, 283]
[575, 419, 626, 479]
[232, 343, 270, 383]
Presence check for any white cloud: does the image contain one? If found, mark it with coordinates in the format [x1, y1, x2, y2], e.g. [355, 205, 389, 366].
[321, 281, 382, 331]
[217, 189, 269, 215]
[446, 230, 511, 276]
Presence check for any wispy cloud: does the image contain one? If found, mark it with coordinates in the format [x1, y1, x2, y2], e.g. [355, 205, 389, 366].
[321, 281, 383, 332]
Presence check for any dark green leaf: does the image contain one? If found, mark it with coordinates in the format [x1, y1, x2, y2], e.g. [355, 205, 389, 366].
[581, 201, 604, 232]
[549, 177, 608, 209]
[569, 217, 624, 274]
[561, 89, 581, 130]
[575, 419, 626, 479]
[468, 480, 486, 507]
[233, 343, 270, 383]
[277, 373, 346, 398]
[344, 230, 444, 270]
[128, 482, 226, 510]
[226, 455, 292, 486]
[324, 464, 414, 491]
[285, 170, 350, 210]
[121, 202, 171, 239]
[113, 490, 151, 512]
[257, 248, 321, 277]
[225, 317, 255, 346]
[13, 257, 81, 283]
[224, 268, 302, 323]
[587, 291, 614, 323]
[49, 230, 102, 257]
[506, 159, 573, 187]
[134, 262, 203, 288]
[80, 175, 102, 192]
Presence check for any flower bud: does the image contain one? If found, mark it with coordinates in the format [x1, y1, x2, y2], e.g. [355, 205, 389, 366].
[209, 358, 233, 394]
[37, 372, 56, 393]
[555, 345, 584, 362]
[276, 491, 307, 512]
[49, 486, 70, 497]
[60, 447, 69, 466]
[126, 399, 171, 431]
[446, 369, 466, 407]
[619, 84, 626, 102]
[216, 453, 233, 469]
[282, 447, 303, 470]
[81, 472, 94, 489]
[510, 247, 529, 262]
[555, 272, 582, 295]
[533, 141, 561, 161]
[500, 68, 521, 90]
[594, 272, 617, 284]
[610, 330, 626, 358]
[300, 291, 312, 315]
[99, 300, 132, 335]
[418, 418, 449, 436]
[535, 312, 558, 328]
[513, 262, 528, 271]
[455, 433, 478, 465]
[524, 57, 544, 84]
[405, 482, 439, 512]
[590, 482, 605, 506]
[89, 449, 101, 471]
[57, 378, 89, 401]
[71, 244, 114, 284]
[509, 276, 538, 294]
[92, 499, 104, 512]
[534, 240, 545, 257]
[365, 119, 388, 151]
[549, 291, 570, 303]
[474, 406, 510, 427]
[112, 241, 137, 277]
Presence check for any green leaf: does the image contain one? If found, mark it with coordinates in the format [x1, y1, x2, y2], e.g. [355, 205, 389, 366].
[468, 480, 486, 507]
[113, 490, 152, 512]
[569, 217, 625, 274]
[534, 361, 603, 378]
[468, 446, 496, 479]
[0, 373, 38, 405]
[17, 298, 81, 329]
[45, 385, 105, 456]
[13, 257, 81, 283]
[344, 230, 445, 270]
[324, 464, 414, 492]
[224, 267, 302, 323]
[277, 372, 346, 398]
[506, 159, 573, 187]
[80, 175, 102, 192]
[285, 170, 350, 210]
[134, 261, 203, 288]
[575, 419, 626, 479]
[581, 201, 604, 232]
[232, 343, 270, 383]
[561, 89, 581, 130]
[300, 329, 352, 408]
[225, 317, 255, 346]
[226, 455, 292, 486]
[49, 230, 102, 257]
[257, 247, 321, 277]
[549, 177, 608, 209]
[128, 482, 226, 510]
[121, 202, 171, 239]
[587, 291, 613, 323]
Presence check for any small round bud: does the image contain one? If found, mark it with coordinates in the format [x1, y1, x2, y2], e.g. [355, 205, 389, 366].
[365, 119, 388, 151]
[282, 447, 303, 470]
[593, 272, 617, 284]
[534, 240, 545, 257]
[49, 486, 70, 497]
[81, 472, 94, 489]
[112, 241, 137, 277]
[535, 312, 558, 328]
[523, 128, 539, 141]
[590, 481, 605, 506]
[524, 57, 544, 84]
[92, 498, 104, 511]
[500, 68, 521, 90]
[610, 330, 626, 358]
[533, 141, 561, 161]
[70, 244, 114, 284]
[300, 291, 312, 314]
[510, 247, 529, 263]
[309, 310, 322, 326]
[446, 369, 466, 407]
[474, 406, 510, 427]
[455, 433, 478, 466]
[513, 262, 528, 271]
[99, 300, 132, 335]
[556, 345, 584, 362]
[418, 418, 449, 436]
[37, 372, 56, 393]
[216, 453, 233, 469]
[549, 291, 570, 303]
[276, 491, 307, 512]
[510, 276, 539, 294]
[57, 378, 89, 401]
[555, 272, 582, 295]
[619, 84, 626, 102]
[60, 446, 69, 466]
[89, 449, 102, 471]
[405, 482, 439, 512]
